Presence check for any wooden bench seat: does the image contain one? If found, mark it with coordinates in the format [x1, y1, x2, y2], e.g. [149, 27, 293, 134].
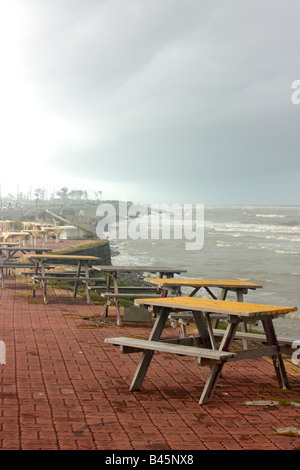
[101, 293, 162, 299]
[170, 312, 225, 321]
[31, 274, 107, 304]
[0, 263, 35, 286]
[1, 263, 35, 269]
[104, 337, 236, 361]
[89, 285, 160, 292]
[212, 328, 295, 348]
[169, 313, 295, 348]
[32, 275, 105, 283]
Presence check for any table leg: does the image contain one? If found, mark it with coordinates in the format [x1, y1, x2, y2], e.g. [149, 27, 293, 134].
[102, 273, 112, 318]
[40, 261, 47, 303]
[129, 308, 169, 391]
[199, 320, 239, 404]
[73, 261, 82, 298]
[112, 273, 121, 325]
[193, 311, 213, 349]
[236, 290, 248, 350]
[262, 317, 290, 390]
[212, 289, 228, 329]
[84, 262, 91, 304]
[0, 266, 4, 288]
[32, 260, 43, 298]
[42, 279, 47, 304]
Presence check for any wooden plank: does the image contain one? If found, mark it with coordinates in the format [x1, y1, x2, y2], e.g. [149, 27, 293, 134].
[262, 317, 290, 389]
[170, 312, 225, 320]
[134, 296, 297, 318]
[102, 293, 162, 299]
[120, 336, 201, 354]
[0, 263, 35, 268]
[104, 337, 236, 360]
[32, 276, 102, 282]
[145, 278, 263, 289]
[92, 266, 187, 274]
[30, 254, 101, 260]
[89, 286, 160, 291]
[129, 308, 169, 391]
[212, 328, 296, 347]
[198, 321, 239, 404]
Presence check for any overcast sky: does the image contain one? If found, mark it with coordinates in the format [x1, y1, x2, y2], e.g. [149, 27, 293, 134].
[0, 0, 299, 204]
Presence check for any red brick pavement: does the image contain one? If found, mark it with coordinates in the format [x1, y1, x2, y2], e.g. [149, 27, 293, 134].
[0, 242, 299, 450]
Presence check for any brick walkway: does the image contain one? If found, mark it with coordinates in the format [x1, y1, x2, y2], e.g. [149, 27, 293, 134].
[0, 240, 299, 450]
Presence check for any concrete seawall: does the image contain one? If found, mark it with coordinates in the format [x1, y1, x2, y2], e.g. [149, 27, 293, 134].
[49, 239, 111, 266]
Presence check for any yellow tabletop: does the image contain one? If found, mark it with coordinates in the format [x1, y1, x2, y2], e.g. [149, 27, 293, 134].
[0, 220, 14, 229]
[30, 254, 101, 261]
[2, 232, 31, 242]
[145, 278, 262, 289]
[134, 296, 297, 318]
[22, 229, 47, 237]
[42, 227, 63, 233]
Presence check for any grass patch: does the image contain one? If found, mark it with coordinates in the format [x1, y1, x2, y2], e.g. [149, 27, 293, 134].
[51, 239, 108, 255]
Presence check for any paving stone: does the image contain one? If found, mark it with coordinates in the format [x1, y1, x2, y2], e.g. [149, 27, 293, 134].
[0, 247, 299, 451]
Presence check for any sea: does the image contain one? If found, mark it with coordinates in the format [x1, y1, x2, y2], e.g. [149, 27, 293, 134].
[106, 205, 300, 338]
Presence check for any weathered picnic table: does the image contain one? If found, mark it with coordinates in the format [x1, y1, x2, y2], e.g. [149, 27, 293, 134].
[0, 220, 15, 231]
[0, 246, 52, 263]
[92, 265, 187, 325]
[0, 246, 53, 287]
[40, 226, 63, 243]
[105, 296, 297, 405]
[145, 278, 263, 345]
[30, 254, 102, 304]
[21, 229, 47, 246]
[0, 231, 31, 245]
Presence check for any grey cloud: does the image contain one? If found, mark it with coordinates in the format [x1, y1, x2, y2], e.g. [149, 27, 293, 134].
[16, 0, 300, 203]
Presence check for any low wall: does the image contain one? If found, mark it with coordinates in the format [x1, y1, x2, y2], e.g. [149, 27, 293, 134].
[50, 239, 111, 266]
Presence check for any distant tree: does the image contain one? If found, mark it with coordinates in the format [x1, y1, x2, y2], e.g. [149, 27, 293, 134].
[57, 187, 68, 200]
[69, 190, 84, 200]
[34, 188, 46, 200]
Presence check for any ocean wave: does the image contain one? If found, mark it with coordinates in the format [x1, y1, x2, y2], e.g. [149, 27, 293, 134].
[216, 242, 235, 247]
[256, 214, 287, 218]
[205, 221, 300, 234]
[275, 249, 300, 255]
[266, 235, 300, 242]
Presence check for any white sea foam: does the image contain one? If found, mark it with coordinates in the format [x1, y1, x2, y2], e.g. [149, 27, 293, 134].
[275, 250, 300, 255]
[206, 222, 300, 234]
[266, 235, 300, 242]
[256, 214, 287, 218]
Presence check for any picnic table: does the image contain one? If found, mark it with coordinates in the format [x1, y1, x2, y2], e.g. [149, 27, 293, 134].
[29, 254, 102, 304]
[40, 226, 63, 243]
[0, 220, 15, 231]
[92, 265, 187, 325]
[105, 296, 297, 405]
[21, 229, 47, 246]
[0, 231, 31, 245]
[0, 246, 52, 263]
[145, 278, 263, 344]
[22, 221, 42, 230]
[0, 246, 53, 287]
[145, 278, 262, 299]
